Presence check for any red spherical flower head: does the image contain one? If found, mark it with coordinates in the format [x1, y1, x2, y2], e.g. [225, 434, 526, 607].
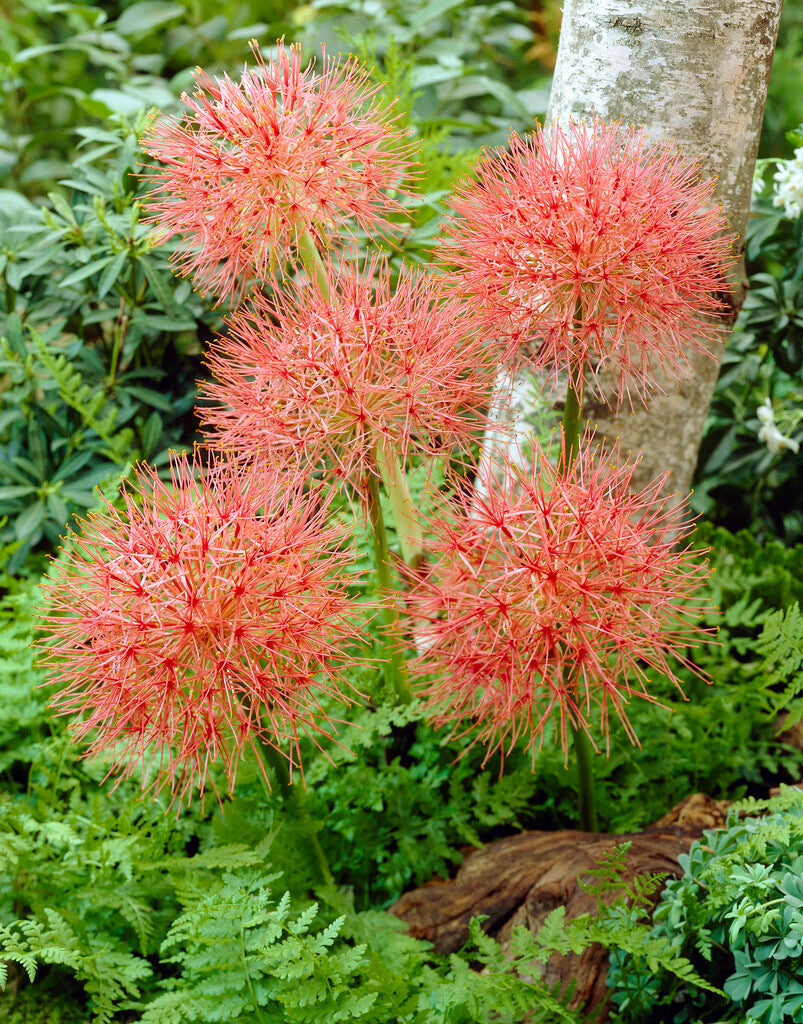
[202, 255, 504, 491]
[440, 120, 734, 408]
[40, 452, 365, 805]
[142, 40, 416, 305]
[409, 433, 711, 765]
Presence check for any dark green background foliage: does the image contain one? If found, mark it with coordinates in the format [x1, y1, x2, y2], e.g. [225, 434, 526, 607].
[295, 0, 548, 148]
[693, 128, 803, 545]
[2, 2, 803, 1022]
[0, 0, 301, 196]
[0, 119, 218, 569]
[762, 1, 803, 158]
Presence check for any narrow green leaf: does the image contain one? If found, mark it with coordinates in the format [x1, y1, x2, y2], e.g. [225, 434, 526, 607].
[58, 256, 114, 289]
[96, 249, 129, 300]
[14, 500, 45, 540]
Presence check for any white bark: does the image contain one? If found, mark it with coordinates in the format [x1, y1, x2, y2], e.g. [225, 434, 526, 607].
[491, 0, 783, 497]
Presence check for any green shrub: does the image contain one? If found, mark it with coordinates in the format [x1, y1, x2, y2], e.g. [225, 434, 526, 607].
[609, 788, 803, 1024]
[0, 116, 219, 568]
[296, 0, 544, 149]
[0, 0, 299, 197]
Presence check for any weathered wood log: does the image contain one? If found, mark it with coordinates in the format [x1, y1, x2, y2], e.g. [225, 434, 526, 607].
[390, 793, 730, 1016]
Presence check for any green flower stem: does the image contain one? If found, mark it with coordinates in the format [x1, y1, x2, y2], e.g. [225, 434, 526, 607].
[257, 739, 335, 888]
[297, 228, 330, 297]
[570, 724, 599, 833]
[562, 379, 582, 470]
[295, 229, 412, 704]
[108, 297, 129, 390]
[562, 379, 599, 833]
[375, 443, 424, 571]
[365, 470, 413, 705]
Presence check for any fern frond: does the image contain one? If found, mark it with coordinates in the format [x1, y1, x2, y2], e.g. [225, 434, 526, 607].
[28, 326, 135, 463]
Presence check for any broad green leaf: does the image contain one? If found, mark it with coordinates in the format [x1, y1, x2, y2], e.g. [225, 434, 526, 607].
[4, 312, 25, 358]
[59, 486, 100, 506]
[46, 492, 69, 528]
[140, 257, 180, 317]
[52, 448, 97, 483]
[141, 411, 163, 458]
[14, 500, 45, 540]
[0, 485, 37, 501]
[58, 256, 114, 289]
[96, 250, 129, 300]
[85, 90, 144, 118]
[125, 386, 174, 412]
[115, 1, 183, 37]
[135, 312, 196, 331]
[410, 0, 466, 31]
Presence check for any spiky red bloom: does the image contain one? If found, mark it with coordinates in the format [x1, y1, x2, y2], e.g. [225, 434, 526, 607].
[40, 453, 365, 804]
[409, 434, 711, 763]
[142, 40, 416, 304]
[440, 120, 733, 408]
[202, 256, 503, 486]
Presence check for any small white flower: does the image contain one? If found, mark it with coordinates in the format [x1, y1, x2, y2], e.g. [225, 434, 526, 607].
[757, 396, 774, 425]
[756, 399, 800, 454]
[772, 146, 803, 220]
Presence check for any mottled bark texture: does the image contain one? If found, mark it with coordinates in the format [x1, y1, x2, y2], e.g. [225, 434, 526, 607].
[494, 0, 782, 497]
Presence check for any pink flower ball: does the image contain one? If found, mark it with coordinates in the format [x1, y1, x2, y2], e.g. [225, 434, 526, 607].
[410, 433, 712, 763]
[142, 40, 416, 304]
[440, 120, 734, 408]
[40, 453, 365, 805]
[202, 256, 504, 489]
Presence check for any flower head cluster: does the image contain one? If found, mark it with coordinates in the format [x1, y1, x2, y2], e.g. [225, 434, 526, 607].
[772, 146, 803, 220]
[440, 120, 733, 408]
[202, 256, 503, 487]
[409, 435, 710, 762]
[40, 453, 364, 804]
[142, 40, 416, 304]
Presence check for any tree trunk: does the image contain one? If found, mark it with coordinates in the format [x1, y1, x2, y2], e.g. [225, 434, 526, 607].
[491, 0, 782, 497]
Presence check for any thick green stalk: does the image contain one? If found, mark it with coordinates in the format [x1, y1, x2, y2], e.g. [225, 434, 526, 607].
[107, 298, 129, 390]
[562, 379, 598, 833]
[562, 379, 582, 470]
[297, 228, 329, 297]
[365, 471, 413, 705]
[570, 724, 599, 833]
[257, 740, 334, 887]
[375, 443, 424, 570]
[295, 229, 411, 704]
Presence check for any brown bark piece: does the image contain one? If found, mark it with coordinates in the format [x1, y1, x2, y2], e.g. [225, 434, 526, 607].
[390, 793, 730, 1015]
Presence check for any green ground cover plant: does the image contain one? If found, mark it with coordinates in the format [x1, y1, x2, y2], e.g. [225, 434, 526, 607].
[2, 521, 802, 1021]
[609, 788, 803, 1024]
